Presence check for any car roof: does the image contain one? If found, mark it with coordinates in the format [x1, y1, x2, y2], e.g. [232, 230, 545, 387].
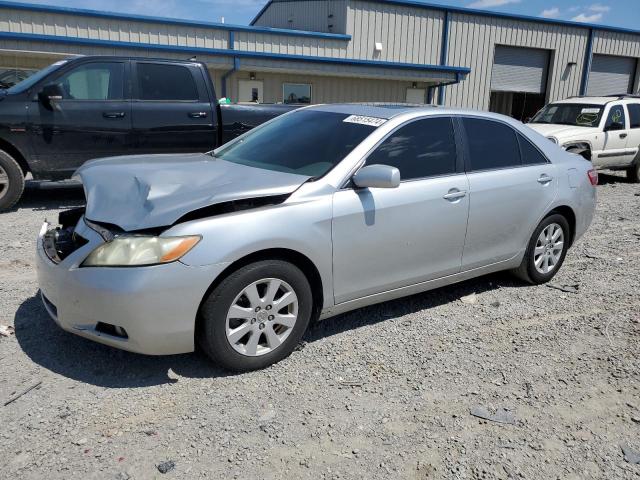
[309, 103, 435, 119]
[306, 103, 528, 126]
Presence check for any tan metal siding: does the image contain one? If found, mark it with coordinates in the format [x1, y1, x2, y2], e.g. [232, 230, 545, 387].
[345, 0, 443, 64]
[253, 0, 348, 34]
[0, 8, 229, 49]
[227, 70, 419, 103]
[594, 31, 640, 58]
[443, 13, 589, 109]
[233, 32, 348, 58]
[0, 38, 233, 69]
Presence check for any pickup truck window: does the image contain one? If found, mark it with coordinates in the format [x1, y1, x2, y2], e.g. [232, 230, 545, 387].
[137, 63, 198, 101]
[57, 62, 124, 100]
[211, 110, 375, 177]
[6, 60, 68, 94]
[605, 105, 627, 129]
[531, 103, 604, 128]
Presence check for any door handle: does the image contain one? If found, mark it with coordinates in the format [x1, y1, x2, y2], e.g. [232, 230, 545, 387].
[443, 189, 467, 201]
[620, 133, 628, 139]
[537, 174, 553, 184]
[189, 112, 208, 118]
[102, 111, 125, 119]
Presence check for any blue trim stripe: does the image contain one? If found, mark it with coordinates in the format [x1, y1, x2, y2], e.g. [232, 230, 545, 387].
[0, 31, 471, 76]
[580, 29, 595, 96]
[252, 0, 640, 37]
[437, 10, 450, 106]
[0, 0, 351, 41]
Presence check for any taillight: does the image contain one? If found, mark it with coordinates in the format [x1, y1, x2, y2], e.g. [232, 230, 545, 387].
[587, 169, 598, 186]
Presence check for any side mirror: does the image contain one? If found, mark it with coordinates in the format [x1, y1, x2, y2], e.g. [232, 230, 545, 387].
[352, 164, 400, 189]
[605, 122, 624, 132]
[38, 83, 64, 110]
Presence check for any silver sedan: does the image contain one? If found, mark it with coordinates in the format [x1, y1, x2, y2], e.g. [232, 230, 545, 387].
[36, 104, 597, 371]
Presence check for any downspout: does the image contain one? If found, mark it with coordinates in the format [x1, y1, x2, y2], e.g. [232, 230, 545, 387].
[580, 28, 594, 96]
[437, 10, 450, 106]
[221, 31, 239, 100]
[221, 57, 239, 100]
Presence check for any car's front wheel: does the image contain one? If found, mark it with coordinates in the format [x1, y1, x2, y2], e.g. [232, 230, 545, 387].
[513, 213, 570, 284]
[199, 259, 313, 372]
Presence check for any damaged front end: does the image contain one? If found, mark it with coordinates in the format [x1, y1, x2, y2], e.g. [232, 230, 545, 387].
[41, 207, 89, 264]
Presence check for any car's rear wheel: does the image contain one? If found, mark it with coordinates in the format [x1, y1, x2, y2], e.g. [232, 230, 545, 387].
[513, 214, 570, 284]
[0, 150, 25, 211]
[199, 260, 313, 372]
[627, 161, 640, 183]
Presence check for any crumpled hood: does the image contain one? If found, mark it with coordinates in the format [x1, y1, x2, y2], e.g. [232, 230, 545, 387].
[76, 153, 310, 231]
[527, 123, 600, 140]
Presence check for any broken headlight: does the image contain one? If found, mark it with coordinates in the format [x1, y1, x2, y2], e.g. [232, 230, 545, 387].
[81, 235, 201, 267]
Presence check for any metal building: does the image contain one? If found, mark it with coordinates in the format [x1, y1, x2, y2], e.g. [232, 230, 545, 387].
[1, 0, 639, 119]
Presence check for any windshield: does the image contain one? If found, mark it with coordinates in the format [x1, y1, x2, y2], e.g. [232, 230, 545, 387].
[530, 103, 604, 127]
[211, 110, 378, 177]
[6, 60, 69, 94]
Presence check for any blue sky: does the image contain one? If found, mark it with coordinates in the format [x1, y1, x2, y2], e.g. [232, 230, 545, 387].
[21, 0, 634, 30]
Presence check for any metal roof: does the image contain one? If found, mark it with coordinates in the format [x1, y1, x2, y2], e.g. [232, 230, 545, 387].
[0, 31, 471, 77]
[0, 0, 351, 40]
[251, 0, 640, 37]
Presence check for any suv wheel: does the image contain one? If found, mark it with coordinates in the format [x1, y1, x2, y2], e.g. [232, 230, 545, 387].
[0, 150, 25, 211]
[627, 161, 640, 183]
[199, 260, 313, 372]
[513, 214, 570, 284]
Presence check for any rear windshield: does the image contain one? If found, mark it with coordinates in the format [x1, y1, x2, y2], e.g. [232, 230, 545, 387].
[530, 103, 604, 128]
[211, 110, 377, 177]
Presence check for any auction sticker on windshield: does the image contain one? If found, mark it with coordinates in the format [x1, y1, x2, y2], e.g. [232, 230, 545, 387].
[343, 115, 387, 127]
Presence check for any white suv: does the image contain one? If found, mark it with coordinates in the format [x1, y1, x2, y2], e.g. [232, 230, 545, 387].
[528, 95, 640, 182]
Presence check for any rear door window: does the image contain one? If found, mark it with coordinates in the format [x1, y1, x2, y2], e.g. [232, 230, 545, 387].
[366, 117, 458, 180]
[136, 63, 199, 101]
[462, 118, 521, 171]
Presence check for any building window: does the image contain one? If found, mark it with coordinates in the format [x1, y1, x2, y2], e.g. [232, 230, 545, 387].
[283, 83, 312, 104]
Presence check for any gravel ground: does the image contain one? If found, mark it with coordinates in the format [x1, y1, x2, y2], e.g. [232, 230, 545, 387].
[0, 173, 639, 480]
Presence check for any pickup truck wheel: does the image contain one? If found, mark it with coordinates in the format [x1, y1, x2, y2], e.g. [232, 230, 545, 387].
[512, 214, 570, 285]
[0, 151, 25, 211]
[627, 162, 640, 183]
[199, 260, 313, 372]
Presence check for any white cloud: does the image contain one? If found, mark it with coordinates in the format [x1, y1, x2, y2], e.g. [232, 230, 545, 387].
[540, 7, 560, 18]
[571, 12, 604, 22]
[468, 0, 521, 8]
[589, 4, 611, 13]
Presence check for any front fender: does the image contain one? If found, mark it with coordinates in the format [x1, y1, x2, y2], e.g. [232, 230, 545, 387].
[165, 195, 335, 309]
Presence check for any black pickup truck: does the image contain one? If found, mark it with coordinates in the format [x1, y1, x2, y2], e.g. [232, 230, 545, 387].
[0, 56, 297, 210]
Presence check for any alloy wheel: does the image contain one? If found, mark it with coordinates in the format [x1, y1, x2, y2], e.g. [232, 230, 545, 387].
[225, 278, 298, 356]
[533, 223, 564, 274]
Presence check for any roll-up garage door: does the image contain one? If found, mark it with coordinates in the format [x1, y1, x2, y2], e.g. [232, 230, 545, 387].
[491, 46, 550, 93]
[587, 54, 637, 96]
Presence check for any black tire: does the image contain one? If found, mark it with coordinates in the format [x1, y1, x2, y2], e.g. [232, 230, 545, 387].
[0, 150, 25, 211]
[199, 259, 313, 372]
[513, 213, 571, 285]
[627, 161, 640, 183]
